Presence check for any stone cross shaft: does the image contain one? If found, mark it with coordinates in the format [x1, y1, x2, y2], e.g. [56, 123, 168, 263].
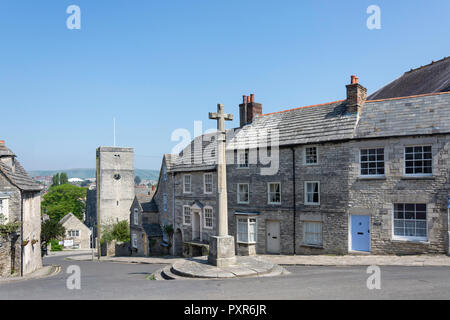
[209, 104, 233, 237]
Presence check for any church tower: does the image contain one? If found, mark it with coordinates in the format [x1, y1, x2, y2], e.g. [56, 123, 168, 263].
[96, 146, 134, 228]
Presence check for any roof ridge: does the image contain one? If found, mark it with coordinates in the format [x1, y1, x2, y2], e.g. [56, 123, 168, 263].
[261, 99, 345, 117]
[366, 90, 450, 103]
[404, 56, 449, 75]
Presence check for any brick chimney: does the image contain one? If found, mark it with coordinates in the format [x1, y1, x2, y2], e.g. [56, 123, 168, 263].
[239, 93, 262, 127]
[346, 75, 367, 113]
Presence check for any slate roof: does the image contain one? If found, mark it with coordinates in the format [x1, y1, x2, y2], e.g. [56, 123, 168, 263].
[142, 223, 163, 237]
[0, 156, 42, 192]
[368, 57, 450, 100]
[356, 92, 450, 139]
[0, 143, 15, 157]
[227, 100, 357, 149]
[165, 132, 219, 172]
[135, 193, 158, 213]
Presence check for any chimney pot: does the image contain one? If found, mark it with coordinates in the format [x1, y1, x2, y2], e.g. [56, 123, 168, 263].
[239, 94, 263, 127]
[243, 95, 247, 104]
[350, 75, 359, 84]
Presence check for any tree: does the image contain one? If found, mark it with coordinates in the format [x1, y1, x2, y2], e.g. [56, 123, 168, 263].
[59, 172, 69, 185]
[51, 173, 60, 187]
[134, 176, 142, 185]
[41, 219, 66, 253]
[41, 184, 87, 221]
[100, 220, 130, 244]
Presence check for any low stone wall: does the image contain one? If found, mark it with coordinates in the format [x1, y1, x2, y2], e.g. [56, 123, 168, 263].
[101, 240, 131, 257]
[0, 233, 21, 277]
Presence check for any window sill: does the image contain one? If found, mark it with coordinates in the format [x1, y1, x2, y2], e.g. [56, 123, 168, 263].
[236, 242, 256, 245]
[304, 203, 320, 206]
[301, 244, 323, 249]
[401, 176, 434, 180]
[392, 238, 429, 244]
[357, 176, 386, 181]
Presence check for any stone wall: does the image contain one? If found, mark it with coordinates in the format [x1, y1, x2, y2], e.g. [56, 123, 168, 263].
[0, 233, 20, 277]
[21, 192, 42, 274]
[155, 134, 450, 256]
[348, 135, 450, 254]
[173, 171, 217, 244]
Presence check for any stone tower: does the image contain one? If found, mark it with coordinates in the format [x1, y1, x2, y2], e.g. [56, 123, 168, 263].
[96, 147, 134, 228]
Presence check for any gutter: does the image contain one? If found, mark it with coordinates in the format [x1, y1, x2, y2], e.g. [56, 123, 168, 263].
[291, 147, 297, 255]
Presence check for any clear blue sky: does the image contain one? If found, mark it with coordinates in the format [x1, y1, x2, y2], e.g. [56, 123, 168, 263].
[0, 0, 448, 171]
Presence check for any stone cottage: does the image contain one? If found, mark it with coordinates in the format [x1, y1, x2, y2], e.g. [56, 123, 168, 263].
[59, 213, 92, 250]
[0, 141, 42, 277]
[129, 193, 163, 256]
[151, 58, 450, 256]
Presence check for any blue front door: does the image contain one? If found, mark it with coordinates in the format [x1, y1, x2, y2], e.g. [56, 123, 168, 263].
[351, 215, 370, 252]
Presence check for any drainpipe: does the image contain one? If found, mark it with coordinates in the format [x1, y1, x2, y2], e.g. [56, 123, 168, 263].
[291, 147, 297, 255]
[172, 172, 175, 255]
[20, 191, 23, 277]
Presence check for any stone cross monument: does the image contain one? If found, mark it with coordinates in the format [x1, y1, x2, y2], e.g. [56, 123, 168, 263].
[208, 104, 236, 267]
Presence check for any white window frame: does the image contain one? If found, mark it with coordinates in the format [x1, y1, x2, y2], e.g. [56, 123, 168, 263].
[68, 230, 80, 237]
[404, 145, 433, 177]
[0, 198, 9, 224]
[392, 203, 428, 241]
[132, 233, 138, 248]
[183, 174, 192, 193]
[304, 181, 320, 205]
[359, 148, 385, 177]
[237, 183, 250, 204]
[204, 173, 213, 194]
[163, 193, 167, 212]
[203, 207, 213, 229]
[237, 150, 249, 168]
[304, 146, 319, 165]
[183, 206, 192, 226]
[303, 221, 323, 246]
[133, 208, 139, 225]
[267, 182, 281, 205]
[236, 217, 257, 244]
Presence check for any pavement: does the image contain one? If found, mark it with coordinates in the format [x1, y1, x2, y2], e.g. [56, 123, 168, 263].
[66, 252, 450, 267]
[0, 264, 61, 283]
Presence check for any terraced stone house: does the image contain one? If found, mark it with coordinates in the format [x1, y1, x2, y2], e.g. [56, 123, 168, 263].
[0, 141, 42, 277]
[152, 58, 450, 256]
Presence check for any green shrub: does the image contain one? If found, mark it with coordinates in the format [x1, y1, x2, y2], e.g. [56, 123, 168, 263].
[50, 239, 63, 251]
[100, 220, 130, 244]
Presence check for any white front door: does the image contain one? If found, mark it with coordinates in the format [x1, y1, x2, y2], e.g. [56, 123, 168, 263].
[192, 211, 201, 241]
[266, 220, 280, 254]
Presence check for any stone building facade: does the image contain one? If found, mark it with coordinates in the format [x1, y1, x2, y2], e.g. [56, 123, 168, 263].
[59, 213, 92, 250]
[151, 62, 450, 256]
[129, 193, 163, 256]
[0, 141, 42, 277]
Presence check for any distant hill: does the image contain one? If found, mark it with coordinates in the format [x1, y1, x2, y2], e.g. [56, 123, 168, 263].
[29, 168, 160, 181]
